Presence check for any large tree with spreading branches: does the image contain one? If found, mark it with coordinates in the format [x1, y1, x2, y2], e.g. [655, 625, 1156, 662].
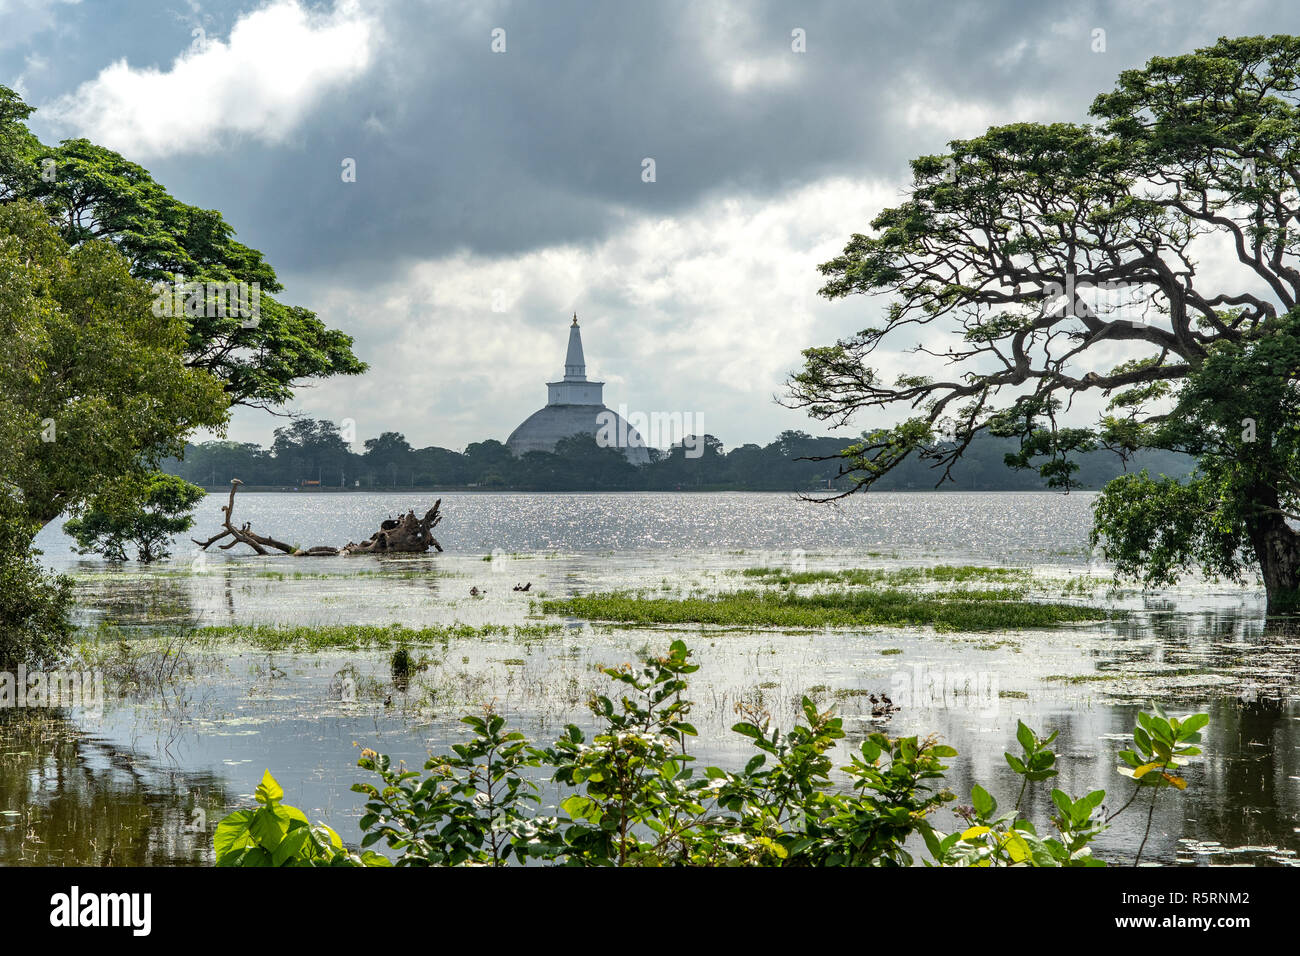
[0, 86, 366, 411]
[785, 35, 1300, 613]
[0, 85, 366, 558]
[0, 83, 366, 658]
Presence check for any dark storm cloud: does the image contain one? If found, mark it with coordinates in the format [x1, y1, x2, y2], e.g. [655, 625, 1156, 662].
[13, 0, 1291, 284]
[243, 0, 1104, 274]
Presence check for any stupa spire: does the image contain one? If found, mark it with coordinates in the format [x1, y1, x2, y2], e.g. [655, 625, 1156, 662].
[563, 314, 587, 381]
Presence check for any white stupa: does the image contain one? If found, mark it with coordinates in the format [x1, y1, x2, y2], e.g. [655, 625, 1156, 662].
[506, 315, 650, 464]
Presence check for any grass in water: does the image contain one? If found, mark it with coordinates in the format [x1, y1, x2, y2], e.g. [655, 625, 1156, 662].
[1042, 672, 1121, 684]
[82, 622, 563, 653]
[542, 586, 1108, 632]
[739, 565, 1033, 587]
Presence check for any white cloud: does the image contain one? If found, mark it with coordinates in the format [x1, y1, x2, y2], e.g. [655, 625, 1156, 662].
[894, 81, 1058, 140]
[42, 0, 376, 158]
[221, 176, 902, 452]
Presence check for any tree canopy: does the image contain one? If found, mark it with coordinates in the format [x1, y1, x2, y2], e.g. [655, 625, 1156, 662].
[63, 473, 207, 563]
[785, 35, 1300, 611]
[0, 85, 366, 410]
[0, 199, 230, 664]
[0, 201, 229, 529]
[0, 82, 367, 593]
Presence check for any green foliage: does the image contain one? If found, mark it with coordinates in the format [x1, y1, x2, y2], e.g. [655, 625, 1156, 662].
[311, 642, 1208, 867]
[163, 621, 561, 651]
[0, 83, 366, 660]
[164, 419, 1189, 492]
[1111, 703, 1208, 864]
[347, 641, 952, 867]
[0, 88, 365, 409]
[803, 730, 957, 866]
[924, 719, 1108, 867]
[389, 646, 414, 680]
[739, 564, 1032, 586]
[0, 498, 72, 669]
[1007, 719, 1060, 784]
[63, 473, 206, 563]
[783, 35, 1300, 604]
[1091, 309, 1300, 598]
[0, 200, 225, 659]
[542, 586, 1108, 632]
[1116, 703, 1206, 792]
[987, 398, 1097, 492]
[1090, 471, 1242, 587]
[0, 86, 39, 202]
[354, 715, 550, 866]
[543, 640, 703, 865]
[213, 770, 389, 867]
[0, 200, 229, 529]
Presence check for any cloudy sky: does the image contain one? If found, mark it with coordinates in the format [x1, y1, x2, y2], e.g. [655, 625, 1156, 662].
[3, 0, 1296, 452]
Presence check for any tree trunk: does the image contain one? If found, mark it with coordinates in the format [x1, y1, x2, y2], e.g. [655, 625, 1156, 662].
[1246, 489, 1300, 614]
[339, 502, 443, 554]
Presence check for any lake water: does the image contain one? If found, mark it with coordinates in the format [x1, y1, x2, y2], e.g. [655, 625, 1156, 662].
[36, 489, 1102, 568]
[5, 491, 1297, 866]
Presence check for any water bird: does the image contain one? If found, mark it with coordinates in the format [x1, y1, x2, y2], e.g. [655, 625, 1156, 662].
[513, 582, 531, 591]
[869, 693, 899, 719]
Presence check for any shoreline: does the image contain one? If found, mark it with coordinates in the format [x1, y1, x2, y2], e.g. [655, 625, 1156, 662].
[192, 486, 1104, 495]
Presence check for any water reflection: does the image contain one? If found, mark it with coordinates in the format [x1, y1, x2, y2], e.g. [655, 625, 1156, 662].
[1181, 695, 1300, 864]
[0, 712, 229, 865]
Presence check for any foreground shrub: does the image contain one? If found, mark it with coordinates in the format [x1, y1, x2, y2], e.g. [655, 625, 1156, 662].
[215, 641, 1208, 867]
[214, 770, 389, 867]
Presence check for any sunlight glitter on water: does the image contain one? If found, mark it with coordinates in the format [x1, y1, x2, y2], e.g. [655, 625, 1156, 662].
[37, 490, 1100, 568]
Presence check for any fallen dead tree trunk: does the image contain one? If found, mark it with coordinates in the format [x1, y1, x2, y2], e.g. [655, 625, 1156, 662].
[192, 479, 443, 556]
[339, 502, 443, 554]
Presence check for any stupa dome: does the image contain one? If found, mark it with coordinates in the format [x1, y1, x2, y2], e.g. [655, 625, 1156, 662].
[506, 316, 650, 465]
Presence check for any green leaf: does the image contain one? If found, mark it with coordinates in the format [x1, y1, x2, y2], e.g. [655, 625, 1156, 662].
[255, 770, 284, 805]
[271, 826, 313, 865]
[1016, 720, 1035, 753]
[1133, 726, 1152, 755]
[1179, 713, 1209, 736]
[213, 808, 256, 862]
[560, 795, 591, 819]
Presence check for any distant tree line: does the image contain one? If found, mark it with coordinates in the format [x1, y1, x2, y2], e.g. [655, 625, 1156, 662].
[164, 418, 1193, 492]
